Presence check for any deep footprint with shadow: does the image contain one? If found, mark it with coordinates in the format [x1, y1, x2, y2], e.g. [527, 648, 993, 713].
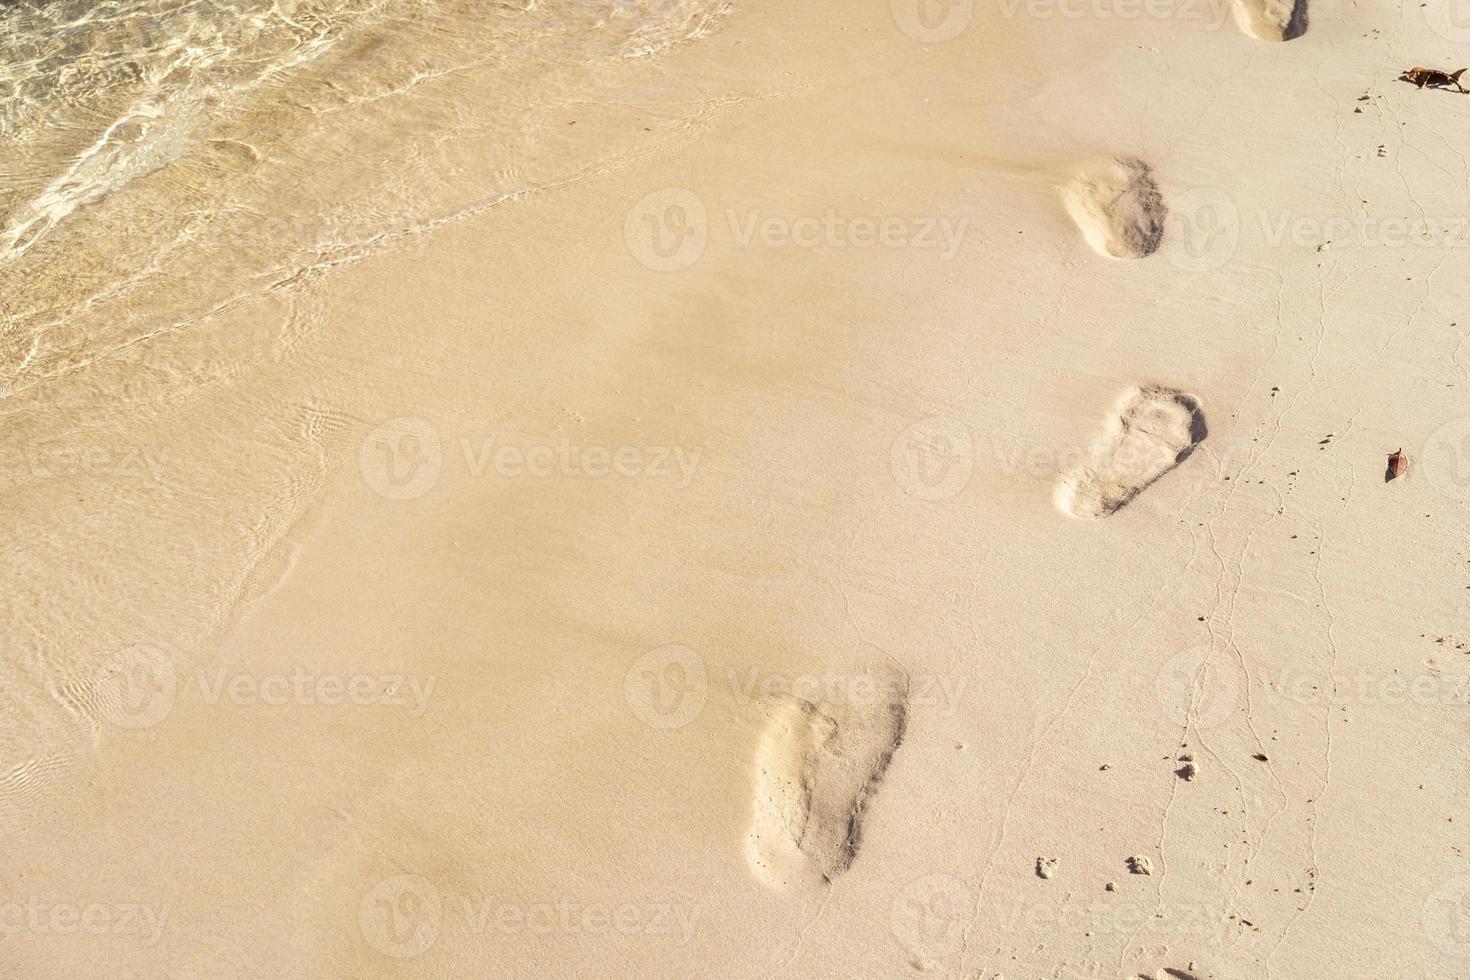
[745, 686, 907, 890]
[1061, 157, 1166, 259]
[1230, 0, 1307, 41]
[1057, 386, 1206, 518]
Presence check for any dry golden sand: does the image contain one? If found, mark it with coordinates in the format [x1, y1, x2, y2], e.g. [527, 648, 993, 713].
[6, 0, 1470, 977]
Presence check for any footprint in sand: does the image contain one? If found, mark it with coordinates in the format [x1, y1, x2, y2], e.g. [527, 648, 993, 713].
[1230, 0, 1306, 41]
[1061, 157, 1166, 259]
[1056, 386, 1206, 518]
[745, 687, 907, 890]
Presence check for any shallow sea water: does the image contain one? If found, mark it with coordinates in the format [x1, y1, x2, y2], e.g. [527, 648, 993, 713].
[0, 0, 730, 812]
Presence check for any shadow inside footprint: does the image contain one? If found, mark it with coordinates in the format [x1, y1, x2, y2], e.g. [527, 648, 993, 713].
[1284, 0, 1308, 39]
[1183, 408, 1209, 455]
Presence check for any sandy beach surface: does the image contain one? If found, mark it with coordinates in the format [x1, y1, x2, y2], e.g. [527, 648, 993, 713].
[4, 0, 1470, 977]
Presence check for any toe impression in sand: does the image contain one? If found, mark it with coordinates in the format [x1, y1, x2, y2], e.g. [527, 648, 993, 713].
[1057, 386, 1207, 518]
[1062, 157, 1165, 260]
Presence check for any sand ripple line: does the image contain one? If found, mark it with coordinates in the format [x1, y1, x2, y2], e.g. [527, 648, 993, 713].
[745, 688, 907, 890]
[1057, 386, 1206, 518]
[1062, 157, 1166, 259]
[0, 754, 73, 813]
